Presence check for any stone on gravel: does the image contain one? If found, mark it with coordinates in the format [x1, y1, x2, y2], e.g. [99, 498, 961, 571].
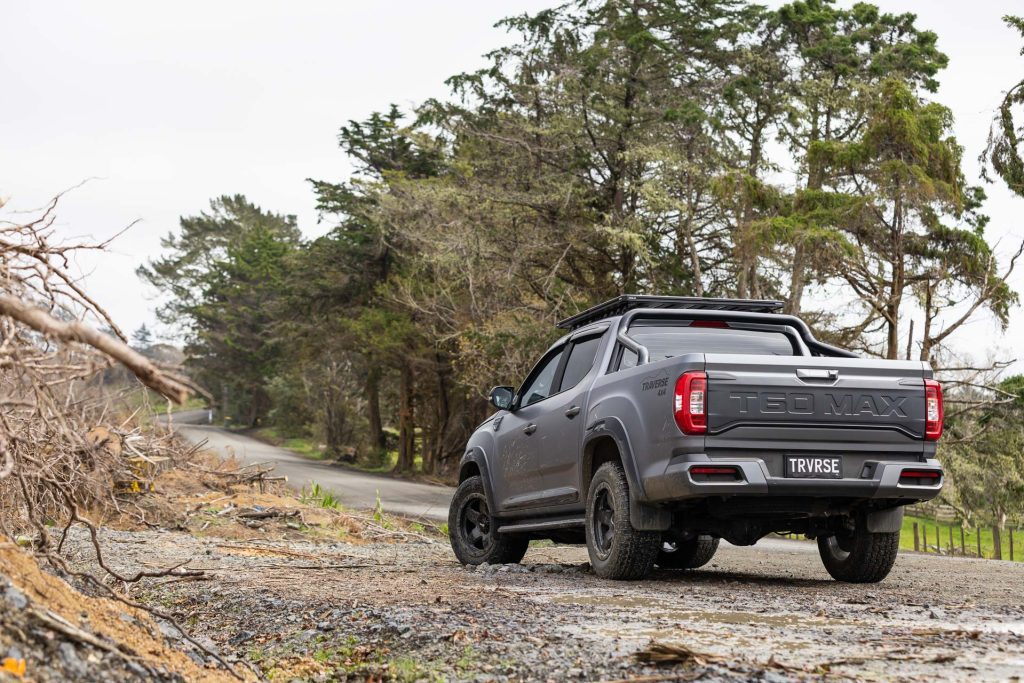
[157, 620, 182, 641]
[57, 642, 87, 679]
[194, 636, 219, 656]
[2, 584, 28, 610]
[229, 630, 255, 646]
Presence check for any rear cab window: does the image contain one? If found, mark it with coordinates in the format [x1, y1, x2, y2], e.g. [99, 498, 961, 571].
[559, 335, 602, 391]
[612, 321, 802, 371]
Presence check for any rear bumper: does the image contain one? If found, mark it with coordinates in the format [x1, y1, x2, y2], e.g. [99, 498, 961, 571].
[644, 457, 943, 503]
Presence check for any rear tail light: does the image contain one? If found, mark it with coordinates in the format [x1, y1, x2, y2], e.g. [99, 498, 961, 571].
[901, 470, 941, 479]
[689, 320, 730, 328]
[689, 465, 740, 481]
[689, 466, 737, 476]
[900, 469, 943, 485]
[674, 371, 707, 435]
[924, 379, 943, 441]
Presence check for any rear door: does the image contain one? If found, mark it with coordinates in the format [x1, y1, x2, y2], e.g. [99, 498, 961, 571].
[704, 355, 928, 464]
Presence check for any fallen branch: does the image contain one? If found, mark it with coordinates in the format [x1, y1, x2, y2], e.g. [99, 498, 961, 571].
[0, 294, 189, 403]
[634, 641, 722, 667]
[235, 507, 299, 520]
[30, 607, 141, 663]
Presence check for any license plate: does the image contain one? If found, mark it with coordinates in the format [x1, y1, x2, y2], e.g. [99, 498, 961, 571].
[786, 455, 842, 479]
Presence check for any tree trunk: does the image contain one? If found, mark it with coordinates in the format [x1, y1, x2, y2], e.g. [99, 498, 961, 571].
[366, 368, 385, 454]
[738, 124, 765, 300]
[395, 363, 416, 473]
[433, 352, 451, 474]
[324, 385, 347, 457]
[678, 211, 703, 296]
[885, 196, 905, 360]
[249, 384, 268, 427]
[788, 115, 824, 316]
[920, 280, 934, 361]
[786, 244, 806, 315]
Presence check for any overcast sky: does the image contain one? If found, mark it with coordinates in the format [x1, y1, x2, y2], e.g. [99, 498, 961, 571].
[2, 1, 1022, 367]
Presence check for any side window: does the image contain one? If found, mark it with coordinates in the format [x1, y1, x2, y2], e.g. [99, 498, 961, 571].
[618, 346, 638, 372]
[559, 335, 602, 391]
[519, 347, 565, 407]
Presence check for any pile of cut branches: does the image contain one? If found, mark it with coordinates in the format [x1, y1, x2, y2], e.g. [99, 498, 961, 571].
[0, 193, 194, 535]
[0, 195, 250, 677]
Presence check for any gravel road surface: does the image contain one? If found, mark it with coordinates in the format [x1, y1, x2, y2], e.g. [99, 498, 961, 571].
[153, 412, 1024, 680]
[67, 526, 1024, 682]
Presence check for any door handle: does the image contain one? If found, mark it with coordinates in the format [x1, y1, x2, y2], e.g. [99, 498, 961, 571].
[796, 368, 838, 382]
[523, 423, 537, 435]
[564, 406, 581, 419]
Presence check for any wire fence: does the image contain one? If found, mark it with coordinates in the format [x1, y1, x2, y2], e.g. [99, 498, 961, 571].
[777, 504, 1022, 563]
[908, 517, 1018, 561]
[904, 502, 1021, 562]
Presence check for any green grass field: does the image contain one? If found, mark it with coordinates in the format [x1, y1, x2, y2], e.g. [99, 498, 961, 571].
[251, 428, 413, 472]
[901, 514, 1022, 562]
[252, 427, 327, 460]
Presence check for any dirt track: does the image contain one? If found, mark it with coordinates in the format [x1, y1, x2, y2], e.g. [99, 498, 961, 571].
[65, 526, 1024, 682]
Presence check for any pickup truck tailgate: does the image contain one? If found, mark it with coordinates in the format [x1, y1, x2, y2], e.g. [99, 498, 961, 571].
[705, 355, 928, 454]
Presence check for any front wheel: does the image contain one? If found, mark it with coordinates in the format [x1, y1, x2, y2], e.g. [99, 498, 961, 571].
[817, 528, 899, 583]
[585, 462, 660, 580]
[657, 536, 719, 570]
[448, 476, 529, 566]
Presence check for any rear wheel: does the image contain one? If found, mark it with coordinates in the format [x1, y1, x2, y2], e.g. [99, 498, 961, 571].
[585, 462, 659, 580]
[448, 476, 528, 566]
[657, 536, 719, 570]
[817, 527, 899, 583]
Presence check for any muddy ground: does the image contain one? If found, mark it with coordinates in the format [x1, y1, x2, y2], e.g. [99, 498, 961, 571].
[60, 526, 1024, 682]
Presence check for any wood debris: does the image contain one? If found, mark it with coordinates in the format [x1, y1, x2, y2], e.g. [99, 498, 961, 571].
[634, 641, 722, 667]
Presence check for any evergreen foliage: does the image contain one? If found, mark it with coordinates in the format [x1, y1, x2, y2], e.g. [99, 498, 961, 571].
[140, 1, 1024, 524]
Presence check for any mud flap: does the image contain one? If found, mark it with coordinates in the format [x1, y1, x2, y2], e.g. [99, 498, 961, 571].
[865, 506, 904, 533]
[630, 498, 671, 531]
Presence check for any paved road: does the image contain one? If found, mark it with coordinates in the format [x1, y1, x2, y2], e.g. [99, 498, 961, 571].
[165, 410, 453, 521]
[164, 410, 815, 554]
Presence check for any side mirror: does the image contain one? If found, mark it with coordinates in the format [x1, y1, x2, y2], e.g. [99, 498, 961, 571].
[489, 386, 515, 411]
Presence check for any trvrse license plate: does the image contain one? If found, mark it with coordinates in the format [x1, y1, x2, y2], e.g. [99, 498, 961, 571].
[786, 455, 842, 479]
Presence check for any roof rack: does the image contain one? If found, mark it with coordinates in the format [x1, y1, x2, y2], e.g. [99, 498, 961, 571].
[555, 294, 785, 330]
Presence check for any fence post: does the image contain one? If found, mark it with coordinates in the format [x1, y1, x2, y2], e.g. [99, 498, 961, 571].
[1010, 529, 1015, 562]
[913, 522, 920, 552]
[936, 526, 941, 555]
[948, 526, 953, 554]
[960, 526, 966, 556]
[977, 529, 982, 558]
[992, 526, 1003, 561]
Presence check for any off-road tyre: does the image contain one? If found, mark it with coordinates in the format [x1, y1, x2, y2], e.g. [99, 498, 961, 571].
[449, 476, 529, 566]
[657, 536, 719, 570]
[817, 528, 899, 583]
[585, 462, 660, 580]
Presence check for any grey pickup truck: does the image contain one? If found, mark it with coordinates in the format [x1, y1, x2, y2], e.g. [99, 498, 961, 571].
[448, 295, 944, 582]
